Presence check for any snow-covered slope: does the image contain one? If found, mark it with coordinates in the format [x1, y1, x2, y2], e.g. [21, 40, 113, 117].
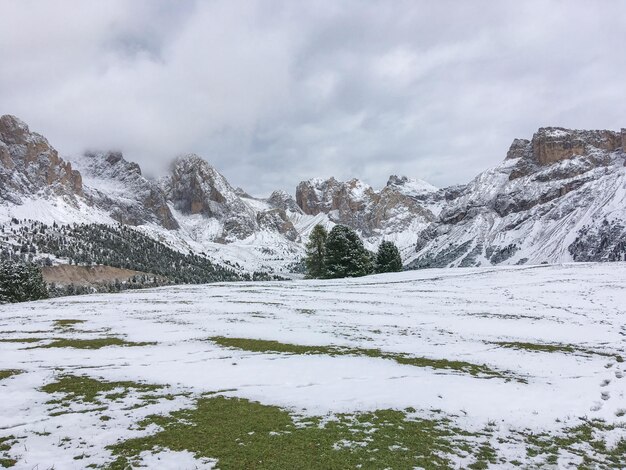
[1, 264, 625, 468]
[407, 128, 626, 268]
[73, 151, 179, 229]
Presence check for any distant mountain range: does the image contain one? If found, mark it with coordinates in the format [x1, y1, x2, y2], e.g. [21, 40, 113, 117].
[1, 113, 625, 276]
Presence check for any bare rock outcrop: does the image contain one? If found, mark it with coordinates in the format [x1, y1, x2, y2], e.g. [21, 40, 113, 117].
[162, 154, 258, 241]
[0, 114, 82, 203]
[506, 139, 531, 160]
[267, 190, 303, 214]
[74, 151, 179, 230]
[531, 127, 621, 165]
[257, 208, 299, 241]
[296, 176, 437, 236]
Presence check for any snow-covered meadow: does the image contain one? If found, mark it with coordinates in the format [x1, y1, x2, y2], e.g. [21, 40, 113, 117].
[1, 263, 625, 468]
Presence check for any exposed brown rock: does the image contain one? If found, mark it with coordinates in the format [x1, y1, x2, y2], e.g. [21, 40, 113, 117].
[531, 127, 621, 165]
[42, 264, 164, 287]
[0, 114, 83, 202]
[257, 208, 299, 241]
[0, 142, 13, 169]
[163, 154, 258, 240]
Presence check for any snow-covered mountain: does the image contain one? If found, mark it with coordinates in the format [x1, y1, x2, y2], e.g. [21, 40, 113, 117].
[406, 127, 626, 268]
[1, 113, 626, 275]
[73, 151, 179, 229]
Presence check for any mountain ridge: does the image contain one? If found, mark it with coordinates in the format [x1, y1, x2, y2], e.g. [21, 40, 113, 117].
[1, 113, 625, 275]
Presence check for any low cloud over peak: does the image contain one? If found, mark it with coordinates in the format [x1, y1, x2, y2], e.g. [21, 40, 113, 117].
[2, 0, 625, 196]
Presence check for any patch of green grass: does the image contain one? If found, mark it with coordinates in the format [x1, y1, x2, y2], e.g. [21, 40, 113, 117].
[49, 406, 108, 417]
[53, 319, 86, 329]
[0, 337, 45, 343]
[495, 341, 576, 354]
[41, 375, 163, 406]
[0, 370, 22, 381]
[212, 337, 333, 355]
[0, 435, 18, 468]
[520, 418, 626, 467]
[210, 336, 519, 381]
[495, 341, 623, 362]
[0, 457, 16, 467]
[107, 395, 497, 470]
[32, 337, 156, 350]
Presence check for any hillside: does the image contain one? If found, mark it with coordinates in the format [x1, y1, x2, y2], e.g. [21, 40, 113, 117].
[41, 265, 159, 287]
[0, 263, 624, 468]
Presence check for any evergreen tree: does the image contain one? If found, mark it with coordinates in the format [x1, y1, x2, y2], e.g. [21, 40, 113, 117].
[304, 224, 328, 278]
[375, 241, 403, 273]
[323, 225, 373, 278]
[0, 261, 48, 303]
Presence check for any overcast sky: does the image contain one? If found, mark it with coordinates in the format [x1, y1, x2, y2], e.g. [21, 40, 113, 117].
[1, 1, 624, 196]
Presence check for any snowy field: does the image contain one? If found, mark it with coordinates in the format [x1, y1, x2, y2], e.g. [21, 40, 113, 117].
[1, 263, 625, 468]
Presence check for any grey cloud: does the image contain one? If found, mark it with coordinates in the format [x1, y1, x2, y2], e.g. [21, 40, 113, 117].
[1, 0, 625, 196]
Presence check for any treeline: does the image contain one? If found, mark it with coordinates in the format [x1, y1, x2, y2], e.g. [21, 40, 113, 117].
[0, 260, 171, 303]
[2, 220, 286, 282]
[1, 220, 243, 283]
[304, 224, 403, 279]
[0, 219, 285, 303]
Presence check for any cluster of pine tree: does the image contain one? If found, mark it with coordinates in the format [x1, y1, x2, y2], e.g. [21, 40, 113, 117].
[0, 220, 244, 284]
[0, 220, 286, 302]
[304, 224, 403, 279]
[0, 260, 48, 303]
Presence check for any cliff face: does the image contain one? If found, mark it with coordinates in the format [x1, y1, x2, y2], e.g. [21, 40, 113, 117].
[531, 127, 622, 165]
[295, 176, 438, 237]
[74, 151, 179, 230]
[161, 154, 259, 241]
[0, 115, 82, 203]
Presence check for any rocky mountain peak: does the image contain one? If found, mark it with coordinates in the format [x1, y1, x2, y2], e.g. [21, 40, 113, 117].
[73, 151, 178, 230]
[295, 177, 375, 217]
[387, 175, 409, 186]
[295, 176, 436, 237]
[506, 127, 626, 180]
[385, 174, 438, 197]
[163, 154, 257, 241]
[165, 154, 238, 213]
[96, 151, 142, 175]
[0, 114, 82, 204]
[81, 151, 142, 178]
[0, 114, 30, 145]
[267, 190, 302, 214]
[505, 139, 532, 160]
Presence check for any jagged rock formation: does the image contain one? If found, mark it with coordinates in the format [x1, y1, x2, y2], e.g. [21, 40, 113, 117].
[161, 154, 259, 241]
[74, 151, 179, 229]
[256, 208, 299, 241]
[267, 190, 303, 214]
[2, 113, 626, 273]
[532, 127, 622, 165]
[0, 115, 82, 203]
[295, 176, 438, 237]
